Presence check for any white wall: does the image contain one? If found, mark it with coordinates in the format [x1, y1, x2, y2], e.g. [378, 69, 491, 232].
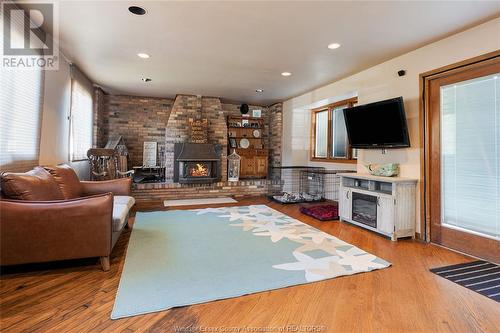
[282, 17, 500, 233]
[39, 56, 71, 165]
[38, 54, 88, 179]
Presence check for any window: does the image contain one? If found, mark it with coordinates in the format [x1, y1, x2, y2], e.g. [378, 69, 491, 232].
[311, 98, 357, 162]
[0, 9, 44, 172]
[69, 65, 94, 161]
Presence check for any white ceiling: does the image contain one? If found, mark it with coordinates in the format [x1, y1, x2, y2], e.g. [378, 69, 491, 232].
[54, 1, 500, 105]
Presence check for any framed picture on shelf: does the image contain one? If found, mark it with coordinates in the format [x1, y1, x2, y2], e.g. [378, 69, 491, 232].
[143, 141, 157, 167]
[229, 138, 237, 148]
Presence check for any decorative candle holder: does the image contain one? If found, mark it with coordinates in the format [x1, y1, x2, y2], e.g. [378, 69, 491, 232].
[227, 150, 241, 182]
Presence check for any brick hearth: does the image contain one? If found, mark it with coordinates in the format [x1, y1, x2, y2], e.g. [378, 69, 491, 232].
[132, 179, 282, 204]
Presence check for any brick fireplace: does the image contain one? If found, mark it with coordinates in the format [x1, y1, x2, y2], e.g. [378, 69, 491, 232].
[95, 92, 283, 203]
[174, 143, 221, 184]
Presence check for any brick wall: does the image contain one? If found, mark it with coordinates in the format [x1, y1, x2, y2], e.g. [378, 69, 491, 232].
[164, 95, 202, 180]
[95, 92, 283, 187]
[268, 102, 283, 168]
[93, 87, 108, 147]
[99, 94, 174, 167]
[203, 97, 227, 178]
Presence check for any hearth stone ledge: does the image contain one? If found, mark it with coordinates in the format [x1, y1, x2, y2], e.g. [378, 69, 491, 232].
[133, 179, 280, 190]
[132, 179, 283, 202]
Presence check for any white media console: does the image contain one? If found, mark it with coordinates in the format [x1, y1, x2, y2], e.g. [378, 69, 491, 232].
[338, 173, 417, 241]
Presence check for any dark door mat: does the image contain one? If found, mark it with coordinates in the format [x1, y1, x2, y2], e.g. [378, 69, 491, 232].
[430, 260, 500, 303]
[300, 205, 338, 221]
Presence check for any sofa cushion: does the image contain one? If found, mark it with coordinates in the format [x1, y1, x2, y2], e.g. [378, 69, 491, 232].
[114, 195, 135, 210]
[44, 164, 83, 199]
[0, 167, 65, 201]
[112, 196, 135, 232]
[112, 204, 129, 232]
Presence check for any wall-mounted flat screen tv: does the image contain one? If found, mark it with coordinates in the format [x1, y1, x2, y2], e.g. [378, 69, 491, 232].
[343, 97, 410, 149]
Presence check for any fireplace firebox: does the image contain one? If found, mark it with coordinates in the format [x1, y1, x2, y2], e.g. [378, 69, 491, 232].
[174, 143, 221, 184]
[352, 192, 377, 228]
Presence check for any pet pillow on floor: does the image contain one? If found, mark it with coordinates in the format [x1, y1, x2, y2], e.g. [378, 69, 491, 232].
[300, 205, 338, 221]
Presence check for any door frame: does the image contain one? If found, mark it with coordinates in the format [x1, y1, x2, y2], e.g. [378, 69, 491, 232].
[419, 50, 500, 244]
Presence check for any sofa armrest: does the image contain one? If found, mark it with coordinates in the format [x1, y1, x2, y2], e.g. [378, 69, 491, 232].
[0, 193, 113, 266]
[80, 178, 132, 196]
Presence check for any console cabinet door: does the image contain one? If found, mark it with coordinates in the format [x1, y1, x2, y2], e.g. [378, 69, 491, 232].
[340, 188, 351, 220]
[376, 196, 394, 234]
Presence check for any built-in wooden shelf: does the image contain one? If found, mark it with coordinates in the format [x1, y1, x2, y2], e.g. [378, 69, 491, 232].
[227, 116, 267, 179]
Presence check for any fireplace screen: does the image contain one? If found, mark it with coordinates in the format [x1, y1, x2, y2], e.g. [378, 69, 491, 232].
[352, 192, 377, 228]
[184, 162, 212, 178]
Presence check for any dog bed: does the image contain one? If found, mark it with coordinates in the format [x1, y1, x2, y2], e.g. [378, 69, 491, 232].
[299, 204, 339, 221]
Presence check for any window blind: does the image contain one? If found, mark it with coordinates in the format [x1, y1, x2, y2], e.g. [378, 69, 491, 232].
[441, 73, 499, 240]
[314, 110, 328, 158]
[69, 65, 94, 161]
[0, 7, 44, 172]
[331, 105, 348, 158]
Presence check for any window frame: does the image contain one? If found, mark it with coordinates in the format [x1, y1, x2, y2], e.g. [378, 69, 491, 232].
[310, 97, 358, 163]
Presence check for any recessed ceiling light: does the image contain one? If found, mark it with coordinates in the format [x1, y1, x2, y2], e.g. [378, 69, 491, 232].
[128, 6, 146, 15]
[255, 89, 264, 93]
[141, 77, 152, 82]
[281, 72, 292, 77]
[327, 43, 341, 50]
[137, 53, 150, 59]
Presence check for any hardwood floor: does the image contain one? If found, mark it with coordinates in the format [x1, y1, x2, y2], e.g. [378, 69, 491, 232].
[1, 197, 499, 332]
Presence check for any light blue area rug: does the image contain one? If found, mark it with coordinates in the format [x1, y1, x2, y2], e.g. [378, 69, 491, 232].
[112, 205, 390, 319]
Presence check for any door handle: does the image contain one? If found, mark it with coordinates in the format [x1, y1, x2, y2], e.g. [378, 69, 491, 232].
[377, 197, 380, 206]
[346, 191, 350, 199]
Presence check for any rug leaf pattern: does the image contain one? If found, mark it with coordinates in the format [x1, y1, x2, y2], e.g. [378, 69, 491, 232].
[195, 205, 391, 282]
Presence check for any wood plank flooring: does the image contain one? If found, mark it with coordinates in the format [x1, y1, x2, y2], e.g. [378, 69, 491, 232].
[1, 197, 499, 332]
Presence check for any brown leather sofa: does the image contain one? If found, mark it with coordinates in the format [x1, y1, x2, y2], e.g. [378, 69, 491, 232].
[0, 164, 135, 271]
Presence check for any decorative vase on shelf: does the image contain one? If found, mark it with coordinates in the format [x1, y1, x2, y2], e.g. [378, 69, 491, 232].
[365, 163, 400, 177]
[227, 149, 241, 182]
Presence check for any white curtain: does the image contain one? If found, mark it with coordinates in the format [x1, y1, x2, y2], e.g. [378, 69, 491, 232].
[441, 73, 500, 240]
[0, 6, 44, 172]
[69, 64, 94, 161]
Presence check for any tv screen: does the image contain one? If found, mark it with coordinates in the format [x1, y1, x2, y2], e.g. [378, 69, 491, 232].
[343, 97, 410, 149]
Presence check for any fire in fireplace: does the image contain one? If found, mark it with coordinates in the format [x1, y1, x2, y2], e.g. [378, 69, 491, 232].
[187, 162, 211, 177]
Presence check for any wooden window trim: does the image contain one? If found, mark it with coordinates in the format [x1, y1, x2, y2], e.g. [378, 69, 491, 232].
[310, 97, 358, 163]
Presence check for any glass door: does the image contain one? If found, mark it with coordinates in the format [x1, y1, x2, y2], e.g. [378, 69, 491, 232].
[427, 57, 500, 263]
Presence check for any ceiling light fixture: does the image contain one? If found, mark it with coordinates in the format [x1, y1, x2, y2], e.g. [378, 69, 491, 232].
[128, 6, 146, 15]
[255, 89, 264, 93]
[141, 77, 152, 82]
[281, 72, 292, 77]
[137, 53, 150, 59]
[327, 43, 341, 50]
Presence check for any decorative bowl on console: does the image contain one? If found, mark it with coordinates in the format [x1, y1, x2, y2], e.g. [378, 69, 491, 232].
[365, 163, 400, 177]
